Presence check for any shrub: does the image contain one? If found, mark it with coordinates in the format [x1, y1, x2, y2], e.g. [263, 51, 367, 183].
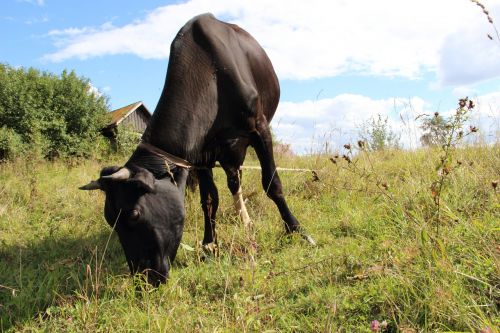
[0, 63, 110, 159]
[113, 125, 142, 156]
[358, 114, 400, 151]
[0, 126, 25, 160]
[420, 114, 448, 147]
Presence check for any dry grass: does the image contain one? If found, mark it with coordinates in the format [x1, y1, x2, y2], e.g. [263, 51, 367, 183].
[0, 145, 499, 332]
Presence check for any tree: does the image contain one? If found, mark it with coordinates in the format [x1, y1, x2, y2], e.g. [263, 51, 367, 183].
[358, 114, 400, 151]
[420, 114, 448, 147]
[0, 63, 109, 159]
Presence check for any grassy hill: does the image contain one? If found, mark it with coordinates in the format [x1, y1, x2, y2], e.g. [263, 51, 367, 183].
[0, 146, 498, 332]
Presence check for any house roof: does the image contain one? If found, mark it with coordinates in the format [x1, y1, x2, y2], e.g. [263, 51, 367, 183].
[107, 101, 151, 126]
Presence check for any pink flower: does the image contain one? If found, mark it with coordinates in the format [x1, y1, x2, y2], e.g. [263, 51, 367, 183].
[371, 320, 380, 332]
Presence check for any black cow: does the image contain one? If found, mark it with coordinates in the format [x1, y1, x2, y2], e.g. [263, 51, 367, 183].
[80, 13, 314, 286]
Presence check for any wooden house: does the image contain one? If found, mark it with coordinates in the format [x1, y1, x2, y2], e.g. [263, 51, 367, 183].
[102, 101, 152, 139]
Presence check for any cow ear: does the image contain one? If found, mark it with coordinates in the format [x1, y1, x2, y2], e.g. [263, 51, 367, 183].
[128, 168, 156, 193]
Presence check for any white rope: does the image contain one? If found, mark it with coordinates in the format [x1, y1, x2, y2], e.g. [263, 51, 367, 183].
[214, 163, 315, 173]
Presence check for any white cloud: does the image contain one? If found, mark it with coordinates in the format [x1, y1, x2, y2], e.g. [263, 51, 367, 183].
[472, 91, 500, 141]
[18, 0, 44, 6]
[272, 93, 499, 153]
[42, 0, 500, 84]
[437, 3, 500, 86]
[273, 94, 429, 153]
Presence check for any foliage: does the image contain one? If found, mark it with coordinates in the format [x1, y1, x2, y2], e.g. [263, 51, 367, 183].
[425, 98, 477, 236]
[0, 63, 110, 159]
[113, 124, 143, 156]
[358, 114, 400, 151]
[0, 126, 25, 160]
[420, 113, 449, 147]
[0, 144, 498, 332]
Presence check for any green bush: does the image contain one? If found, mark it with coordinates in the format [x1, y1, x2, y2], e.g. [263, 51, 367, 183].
[0, 63, 110, 159]
[0, 126, 25, 160]
[113, 125, 142, 156]
[358, 114, 400, 151]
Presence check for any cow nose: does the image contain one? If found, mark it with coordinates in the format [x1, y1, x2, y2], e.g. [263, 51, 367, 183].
[146, 270, 167, 287]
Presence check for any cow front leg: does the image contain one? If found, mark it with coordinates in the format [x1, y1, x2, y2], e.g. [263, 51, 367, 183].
[197, 169, 219, 255]
[250, 123, 316, 245]
[223, 166, 252, 229]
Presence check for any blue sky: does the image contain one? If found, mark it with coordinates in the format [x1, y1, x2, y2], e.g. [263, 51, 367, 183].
[1, 0, 499, 152]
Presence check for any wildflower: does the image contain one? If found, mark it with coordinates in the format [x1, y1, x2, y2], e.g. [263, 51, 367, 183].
[312, 170, 320, 182]
[459, 98, 467, 108]
[370, 320, 380, 332]
[480, 327, 492, 333]
[434, 112, 439, 117]
[380, 320, 388, 329]
[342, 154, 351, 163]
[468, 100, 475, 109]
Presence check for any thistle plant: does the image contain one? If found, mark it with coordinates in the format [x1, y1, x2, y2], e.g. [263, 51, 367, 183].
[428, 97, 477, 235]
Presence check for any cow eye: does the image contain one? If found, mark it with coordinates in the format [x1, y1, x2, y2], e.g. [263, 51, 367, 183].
[130, 209, 140, 220]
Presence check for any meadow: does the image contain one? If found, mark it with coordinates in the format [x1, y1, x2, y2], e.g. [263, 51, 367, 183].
[0, 145, 498, 332]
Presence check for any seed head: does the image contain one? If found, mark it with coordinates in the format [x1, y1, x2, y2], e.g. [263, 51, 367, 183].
[329, 157, 337, 164]
[342, 154, 351, 163]
[492, 180, 498, 190]
[469, 125, 478, 133]
[468, 100, 475, 109]
[459, 98, 467, 108]
[343, 143, 351, 150]
[357, 140, 366, 149]
[434, 112, 439, 117]
[312, 170, 320, 182]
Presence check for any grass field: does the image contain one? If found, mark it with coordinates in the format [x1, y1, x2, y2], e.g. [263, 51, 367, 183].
[0, 146, 498, 332]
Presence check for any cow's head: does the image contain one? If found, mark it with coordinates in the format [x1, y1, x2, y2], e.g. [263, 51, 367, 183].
[80, 166, 187, 286]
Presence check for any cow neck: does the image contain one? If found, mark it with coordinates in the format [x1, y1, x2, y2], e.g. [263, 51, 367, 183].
[137, 142, 193, 170]
[124, 143, 186, 183]
[142, 33, 217, 166]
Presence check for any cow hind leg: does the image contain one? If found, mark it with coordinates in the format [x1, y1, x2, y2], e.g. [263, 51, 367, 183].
[250, 122, 316, 245]
[222, 165, 252, 229]
[197, 169, 219, 255]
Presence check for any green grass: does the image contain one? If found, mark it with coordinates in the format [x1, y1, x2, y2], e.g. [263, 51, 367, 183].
[0, 146, 499, 332]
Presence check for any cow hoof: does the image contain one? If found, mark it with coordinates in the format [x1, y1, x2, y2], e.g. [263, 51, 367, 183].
[300, 232, 317, 246]
[202, 242, 219, 258]
[284, 227, 316, 246]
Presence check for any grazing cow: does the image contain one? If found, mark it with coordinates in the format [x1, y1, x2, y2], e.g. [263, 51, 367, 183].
[80, 13, 314, 286]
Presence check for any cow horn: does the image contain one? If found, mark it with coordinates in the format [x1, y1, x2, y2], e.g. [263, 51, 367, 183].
[79, 180, 101, 191]
[101, 167, 131, 181]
